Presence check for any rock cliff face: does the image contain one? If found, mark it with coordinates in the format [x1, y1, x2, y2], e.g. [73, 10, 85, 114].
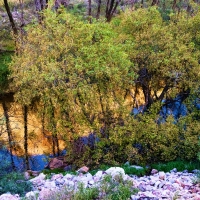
[0, 100, 64, 156]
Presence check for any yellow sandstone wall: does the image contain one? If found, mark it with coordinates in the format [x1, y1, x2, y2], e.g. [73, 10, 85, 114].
[0, 102, 61, 156]
[0, 89, 146, 156]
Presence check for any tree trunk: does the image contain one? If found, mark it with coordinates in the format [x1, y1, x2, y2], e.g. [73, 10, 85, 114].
[105, 0, 121, 22]
[96, 0, 101, 19]
[3, 0, 18, 35]
[40, 0, 44, 10]
[141, 0, 144, 8]
[88, 0, 92, 23]
[41, 106, 49, 138]
[24, 105, 29, 170]
[172, 0, 177, 11]
[151, 0, 159, 6]
[19, 0, 25, 27]
[49, 103, 60, 156]
[34, 0, 46, 23]
[2, 101, 15, 170]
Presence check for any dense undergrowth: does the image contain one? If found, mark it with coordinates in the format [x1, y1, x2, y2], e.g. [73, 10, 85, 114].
[0, 172, 32, 196]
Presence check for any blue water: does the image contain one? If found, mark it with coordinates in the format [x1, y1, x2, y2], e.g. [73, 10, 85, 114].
[0, 148, 67, 172]
[132, 96, 198, 121]
[0, 148, 49, 171]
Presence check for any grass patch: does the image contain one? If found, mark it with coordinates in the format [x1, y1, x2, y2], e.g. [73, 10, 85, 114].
[151, 160, 200, 172]
[72, 183, 99, 200]
[122, 165, 147, 176]
[42, 168, 66, 175]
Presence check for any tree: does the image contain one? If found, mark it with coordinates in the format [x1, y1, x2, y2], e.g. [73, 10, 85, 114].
[9, 6, 200, 167]
[23, 105, 30, 170]
[0, 52, 15, 170]
[9, 8, 135, 161]
[2, 101, 15, 170]
[3, 0, 18, 36]
[88, 0, 92, 22]
[115, 7, 200, 111]
[84, 0, 121, 22]
[96, 0, 101, 19]
[34, 0, 48, 22]
[105, 0, 121, 21]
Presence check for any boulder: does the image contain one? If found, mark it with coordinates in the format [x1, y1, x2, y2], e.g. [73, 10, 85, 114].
[24, 171, 30, 180]
[151, 169, 158, 175]
[44, 181, 56, 188]
[46, 158, 64, 170]
[29, 173, 46, 185]
[170, 168, 177, 173]
[64, 165, 72, 171]
[38, 188, 53, 200]
[77, 166, 89, 173]
[25, 191, 39, 200]
[45, 156, 68, 170]
[0, 194, 20, 200]
[64, 173, 74, 180]
[74, 173, 93, 184]
[51, 174, 63, 181]
[159, 171, 166, 180]
[105, 167, 125, 179]
[130, 165, 144, 170]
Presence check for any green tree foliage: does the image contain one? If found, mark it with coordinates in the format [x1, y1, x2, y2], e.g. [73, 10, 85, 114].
[9, 7, 200, 167]
[114, 7, 200, 110]
[109, 108, 200, 165]
[0, 52, 12, 93]
[9, 7, 135, 154]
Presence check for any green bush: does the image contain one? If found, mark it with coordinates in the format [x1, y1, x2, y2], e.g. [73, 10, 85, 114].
[67, 109, 200, 167]
[122, 165, 146, 176]
[0, 172, 33, 196]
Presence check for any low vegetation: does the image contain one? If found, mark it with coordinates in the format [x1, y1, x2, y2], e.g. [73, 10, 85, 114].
[0, 172, 32, 196]
[151, 160, 200, 173]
